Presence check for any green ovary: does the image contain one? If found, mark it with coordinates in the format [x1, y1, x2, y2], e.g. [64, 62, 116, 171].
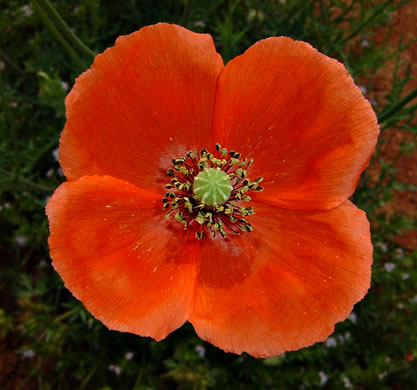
[193, 168, 233, 207]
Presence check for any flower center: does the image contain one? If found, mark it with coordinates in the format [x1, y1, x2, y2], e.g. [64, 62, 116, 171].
[193, 168, 233, 207]
[162, 144, 264, 240]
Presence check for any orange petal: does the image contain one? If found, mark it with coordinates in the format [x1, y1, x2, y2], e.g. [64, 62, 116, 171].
[60, 23, 223, 189]
[189, 200, 372, 357]
[213, 37, 379, 210]
[46, 175, 199, 340]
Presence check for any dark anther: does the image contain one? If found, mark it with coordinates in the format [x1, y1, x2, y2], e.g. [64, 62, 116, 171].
[163, 146, 264, 240]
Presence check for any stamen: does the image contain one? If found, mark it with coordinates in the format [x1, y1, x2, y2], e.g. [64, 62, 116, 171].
[162, 144, 264, 239]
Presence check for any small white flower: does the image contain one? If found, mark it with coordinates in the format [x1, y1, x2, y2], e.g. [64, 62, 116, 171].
[22, 4, 33, 17]
[9, 102, 18, 108]
[38, 260, 47, 268]
[402, 273, 410, 280]
[319, 371, 328, 385]
[343, 376, 353, 388]
[125, 352, 134, 360]
[348, 312, 357, 323]
[393, 248, 404, 260]
[57, 168, 64, 177]
[325, 337, 337, 347]
[15, 236, 27, 246]
[361, 40, 370, 47]
[375, 242, 387, 252]
[23, 349, 35, 359]
[369, 99, 378, 106]
[384, 263, 395, 273]
[359, 85, 367, 95]
[53, 148, 59, 161]
[195, 345, 206, 358]
[61, 81, 69, 91]
[193, 20, 206, 28]
[108, 364, 121, 375]
[378, 372, 387, 380]
[0, 61, 5, 70]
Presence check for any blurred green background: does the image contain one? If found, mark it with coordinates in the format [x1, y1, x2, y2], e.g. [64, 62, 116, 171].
[1, 0, 417, 389]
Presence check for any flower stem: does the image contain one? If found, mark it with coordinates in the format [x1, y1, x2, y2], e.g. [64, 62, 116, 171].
[0, 168, 55, 194]
[34, 0, 96, 61]
[18, 177, 55, 193]
[377, 86, 417, 123]
[55, 307, 80, 322]
[180, 0, 196, 28]
[32, 0, 86, 69]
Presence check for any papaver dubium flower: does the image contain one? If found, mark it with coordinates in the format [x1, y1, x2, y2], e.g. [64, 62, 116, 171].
[46, 23, 379, 357]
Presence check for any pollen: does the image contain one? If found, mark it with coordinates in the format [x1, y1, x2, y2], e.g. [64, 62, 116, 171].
[162, 144, 264, 239]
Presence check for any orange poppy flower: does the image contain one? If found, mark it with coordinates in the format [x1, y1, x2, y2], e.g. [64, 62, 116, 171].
[46, 23, 379, 357]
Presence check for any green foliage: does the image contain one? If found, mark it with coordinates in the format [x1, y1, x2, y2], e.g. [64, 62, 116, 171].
[37, 71, 67, 116]
[1, 0, 416, 389]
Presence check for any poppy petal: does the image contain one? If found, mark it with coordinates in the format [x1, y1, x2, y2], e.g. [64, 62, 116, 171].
[60, 23, 223, 190]
[46, 175, 199, 340]
[213, 37, 379, 210]
[189, 200, 372, 357]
